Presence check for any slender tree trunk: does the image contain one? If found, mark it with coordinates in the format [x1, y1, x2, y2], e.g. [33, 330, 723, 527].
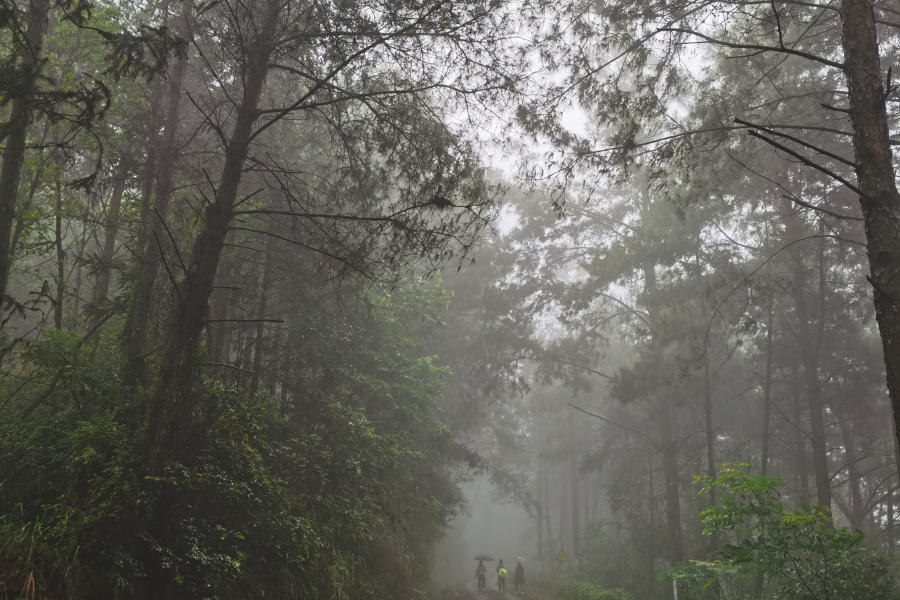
[644, 279, 683, 566]
[0, 0, 51, 305]
[136, 134, 160, 256]
[703, 353, 715, 503]
[266, 321, 281, 394]
[123, 0, 193, 387]
[92, 164, 128, 306]
[544, 462, 554, 566]
[280, 346, 291, 405]
[836, 406, 864, 529]
[640, 182, 683, 571]
[840, 0, 900, 480]
[792, 221, 832, 517]
[249, 242, 274, 396]
[583, 472, 590, 525]
[761, 302, 774, 477]
[211, 229, 238, 363]
[53, 176, 64, 330]
[696, 256, 716, 512]
[147, 0, 279, 471]
[658, 399, 683, 563]
[70, 202, 91, 319]
[754, 303, 775, 598]
[537, 459, 545, 572]
[646, 443, 657, 592]
[10, 123, 52, 271]
[702, 348, 718, 559]
[558, 481, 567, 564]
[790, 358, 812, 503]
[569, 408, 580, 560]
[887, 491, 894, 553]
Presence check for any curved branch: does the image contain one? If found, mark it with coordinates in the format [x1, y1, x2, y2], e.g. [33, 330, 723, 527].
[660, 26, 843, 69]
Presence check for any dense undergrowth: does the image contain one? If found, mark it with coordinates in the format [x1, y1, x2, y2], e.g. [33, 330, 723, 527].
[571, 465, 900, 600]
[0, 281, 462, 600]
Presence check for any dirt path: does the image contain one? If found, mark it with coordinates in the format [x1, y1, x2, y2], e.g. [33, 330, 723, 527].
[461, 575, 525, 600]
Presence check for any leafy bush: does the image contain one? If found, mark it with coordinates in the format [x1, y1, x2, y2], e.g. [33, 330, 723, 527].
[674, 464, 900, 600]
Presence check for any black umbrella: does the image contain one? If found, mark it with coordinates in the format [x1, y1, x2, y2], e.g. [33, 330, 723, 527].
[473, 555, 494, 561]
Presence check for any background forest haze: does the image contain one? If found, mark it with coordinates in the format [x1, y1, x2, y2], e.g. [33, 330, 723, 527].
[3, 0, 900, 597]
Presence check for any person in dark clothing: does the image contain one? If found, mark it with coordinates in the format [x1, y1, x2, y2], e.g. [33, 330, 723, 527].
[514, 562, 525, 594]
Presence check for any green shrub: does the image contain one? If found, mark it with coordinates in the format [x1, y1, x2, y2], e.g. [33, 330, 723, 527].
[682, 464, 900, 600]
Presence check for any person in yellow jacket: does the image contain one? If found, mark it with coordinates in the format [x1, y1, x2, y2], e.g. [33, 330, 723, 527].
[496, 560, 507, 595]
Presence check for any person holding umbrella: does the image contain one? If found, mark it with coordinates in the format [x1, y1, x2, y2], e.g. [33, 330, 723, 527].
[475, 560, 487, 593]
[473, 555, 492, 594]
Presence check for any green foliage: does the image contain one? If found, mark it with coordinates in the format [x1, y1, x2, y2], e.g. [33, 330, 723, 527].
[0, 279, 461, 600]
[671, 465, 900, 600]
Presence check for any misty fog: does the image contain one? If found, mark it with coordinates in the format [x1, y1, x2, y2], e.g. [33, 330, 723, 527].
[2, 0, 900, 598]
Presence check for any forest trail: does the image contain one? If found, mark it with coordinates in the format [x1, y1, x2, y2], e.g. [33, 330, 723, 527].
[462, 576, 525, 600]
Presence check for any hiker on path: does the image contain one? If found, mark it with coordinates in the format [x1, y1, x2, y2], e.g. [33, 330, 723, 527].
[514, 561, 525, 594]
[475, 561, 487, 593]
[497, 560, 507, 595]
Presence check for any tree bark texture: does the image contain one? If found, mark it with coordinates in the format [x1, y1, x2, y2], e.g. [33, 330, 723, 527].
[840, 0, 900, 480]
[0, 0, 51, 304]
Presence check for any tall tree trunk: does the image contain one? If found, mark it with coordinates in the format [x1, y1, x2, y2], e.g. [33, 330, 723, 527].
[211, 229, 238, 363]
[791, 358, 812, 503]
[10, 122, 53, 271]
[147, 0, 279, 471]
[558, 480, 567, 566]
[658, 399, 683, 563]
[53, 176, 64, 330]
[644, 443, 661, 600]
[836, 405, 864, 529]
[640, 182, 683, 570]
[92, 164, 128, 306]
[889, 493, 895, 552]
[543, 461, 554, 563]
[761, 302, 774, 477]
[569, 408, 580, 560]
[0, 0, 51, 305]
[122, 0, 193, 387]
[249, 242, 274, 396]
[755, 302, 775, 598]
[840, 0, 900, 480]
[537, 459, 545, 572]
[696, 255, 716, 512]
[703, 353, 715, 504]
[793, 220, 832, 516]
